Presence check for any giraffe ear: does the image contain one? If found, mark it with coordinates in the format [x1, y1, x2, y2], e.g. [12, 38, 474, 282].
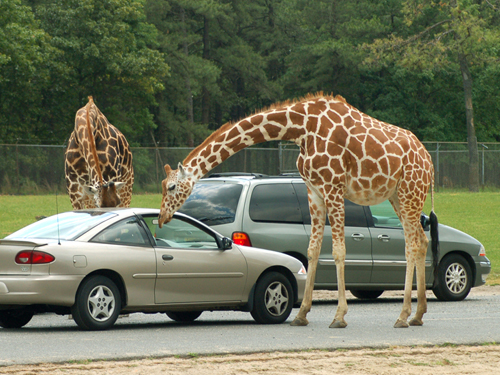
[164, 164, 172, 176]
[178, 163, 187, 179]
[114, 181, 125, 191]
[83, 185, 98, 196]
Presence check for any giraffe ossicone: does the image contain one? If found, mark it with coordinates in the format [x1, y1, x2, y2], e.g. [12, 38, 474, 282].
[159, 93, 439, 329]
[65, 97, 134, 209]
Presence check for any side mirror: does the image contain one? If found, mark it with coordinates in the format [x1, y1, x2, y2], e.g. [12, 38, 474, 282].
[420, 213, 430, 229]
[220, 237, 233, 250]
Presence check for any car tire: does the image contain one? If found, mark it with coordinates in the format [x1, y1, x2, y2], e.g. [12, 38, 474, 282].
[350, 290, 384, 300]
[432, 254, 473, 301]
[71, 275, 122, 330]
[166, 311, 203, 322]
[0, 308, 34, 328]
[250, 271, 294, 324]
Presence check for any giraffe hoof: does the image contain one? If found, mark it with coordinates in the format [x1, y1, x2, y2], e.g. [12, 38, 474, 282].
[409, 318, 423, 326]
[394, 319, 409, 328]
[290, 317, 309, 326]
[329, 320, 347, 329]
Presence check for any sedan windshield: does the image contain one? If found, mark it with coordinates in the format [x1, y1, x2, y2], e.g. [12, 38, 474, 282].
[7, 211, 117, 241]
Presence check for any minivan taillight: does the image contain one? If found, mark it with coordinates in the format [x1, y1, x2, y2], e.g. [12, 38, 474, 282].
[15, 250, 55, 265]
[232, 232, 252, 247]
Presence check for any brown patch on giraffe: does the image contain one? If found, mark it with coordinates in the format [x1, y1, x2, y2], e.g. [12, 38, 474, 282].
[200, 144, 213, 159]
[330, 103, 349, 116]
[346, 137, 364, 160]
[306, 117, 319, 134]
[308, 100, 327, 116]
[283, 126, 306, 141]
[226, 126, 241, 141]
[239, 119, 254, 132]
[331, 125, 349, 146]
[326, 110, 342, 125]
[264, 124, 283, 139]
[247, 128, 266, 144]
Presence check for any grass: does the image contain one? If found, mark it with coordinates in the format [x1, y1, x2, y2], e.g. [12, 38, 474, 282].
[1, 191, 498, 283]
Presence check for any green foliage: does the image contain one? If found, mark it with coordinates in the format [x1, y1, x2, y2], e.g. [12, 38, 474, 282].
[1, 0, 500, 149]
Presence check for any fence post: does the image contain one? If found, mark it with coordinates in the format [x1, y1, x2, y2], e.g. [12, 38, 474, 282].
[435, 142, 440, 192]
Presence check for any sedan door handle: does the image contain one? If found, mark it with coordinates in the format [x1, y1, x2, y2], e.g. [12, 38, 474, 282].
[351, 233, 365, 242]
[377, 234, 391, 242]
[162, 254, 174, 261]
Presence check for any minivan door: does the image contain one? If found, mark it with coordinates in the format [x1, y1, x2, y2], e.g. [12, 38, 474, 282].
[292, 182, 373, 287]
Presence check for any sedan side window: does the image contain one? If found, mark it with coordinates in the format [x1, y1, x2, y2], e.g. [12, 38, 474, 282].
[142, 216, 220, 250]
[91, 218, 150, 246]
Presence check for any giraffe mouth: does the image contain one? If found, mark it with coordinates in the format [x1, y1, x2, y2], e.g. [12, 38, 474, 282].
[157, 212, 173, 228]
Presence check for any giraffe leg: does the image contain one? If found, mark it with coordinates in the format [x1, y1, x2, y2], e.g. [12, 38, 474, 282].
[291, 187, 326, 327]
[394, 261, 414, 328]
[409, 230, 429, 326]
[327, 199, 348, 328]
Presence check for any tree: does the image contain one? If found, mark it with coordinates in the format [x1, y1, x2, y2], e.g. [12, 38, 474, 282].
[366, 0, 500, 192]
[33, 0, 170, 144]
[0, 0, 53, 143]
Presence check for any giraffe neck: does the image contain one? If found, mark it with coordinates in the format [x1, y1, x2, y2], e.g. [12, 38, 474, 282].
[183, 105, 307, 179]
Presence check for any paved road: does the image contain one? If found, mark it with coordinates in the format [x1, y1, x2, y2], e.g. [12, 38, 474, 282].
[1, 292, 499, 366]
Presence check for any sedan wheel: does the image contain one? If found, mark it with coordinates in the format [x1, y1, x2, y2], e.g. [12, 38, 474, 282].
[251, 272, 293, 324]
[72, 275, 122, 330]
[432, 254, 472, 301]
[0, 308, 34, 329]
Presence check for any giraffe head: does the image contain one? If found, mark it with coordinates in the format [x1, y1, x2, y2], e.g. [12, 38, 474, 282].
[158, 163, 195, 228]
[83, 181, 126, 208]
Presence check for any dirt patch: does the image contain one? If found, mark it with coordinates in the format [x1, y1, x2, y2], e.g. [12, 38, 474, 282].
[1, 285, 498, 375]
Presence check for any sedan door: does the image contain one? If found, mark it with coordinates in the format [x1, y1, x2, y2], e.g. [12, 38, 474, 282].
[142, 216, 248, 304]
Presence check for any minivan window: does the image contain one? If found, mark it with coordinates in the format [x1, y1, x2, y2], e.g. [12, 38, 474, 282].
[179, 183, 243, 226]
[292, 182, 368, 227]
[249, 184, 303, 224]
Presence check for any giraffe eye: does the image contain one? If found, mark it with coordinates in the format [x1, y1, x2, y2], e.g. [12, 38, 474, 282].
[168, 184, 176, 192]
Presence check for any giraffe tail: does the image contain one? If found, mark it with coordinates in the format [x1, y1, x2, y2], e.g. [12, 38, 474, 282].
[429, 173, 440, 281]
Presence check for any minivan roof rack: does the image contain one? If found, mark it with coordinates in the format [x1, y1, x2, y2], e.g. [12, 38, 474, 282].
[205, 172, 268, 178]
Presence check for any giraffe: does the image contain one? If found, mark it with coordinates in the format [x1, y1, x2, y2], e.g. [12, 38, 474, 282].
[158, 93, 439, 329]
[65, 97, 134, 209]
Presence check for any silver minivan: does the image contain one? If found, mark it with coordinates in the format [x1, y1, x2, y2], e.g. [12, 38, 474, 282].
[179, 174, 491, 301]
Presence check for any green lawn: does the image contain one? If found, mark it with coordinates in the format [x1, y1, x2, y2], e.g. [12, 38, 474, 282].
[1, 192, 498, 284]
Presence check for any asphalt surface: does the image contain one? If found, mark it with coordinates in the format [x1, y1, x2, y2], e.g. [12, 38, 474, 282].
[1, 291, 499, 366]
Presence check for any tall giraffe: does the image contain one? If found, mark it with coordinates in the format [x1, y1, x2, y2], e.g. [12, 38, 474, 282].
[158, 93, 438, 329]
[65, 97, 134, 209]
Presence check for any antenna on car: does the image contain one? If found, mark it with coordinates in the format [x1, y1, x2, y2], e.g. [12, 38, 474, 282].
[56, 189, 61, 245]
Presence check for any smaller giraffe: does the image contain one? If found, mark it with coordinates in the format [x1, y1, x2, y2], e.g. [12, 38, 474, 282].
[65, 97, 134, 209]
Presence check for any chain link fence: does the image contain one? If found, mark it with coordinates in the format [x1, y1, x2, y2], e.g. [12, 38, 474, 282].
[1, 142, 500, 195]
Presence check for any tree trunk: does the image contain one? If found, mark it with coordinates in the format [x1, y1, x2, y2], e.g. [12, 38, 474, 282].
[458, 52, 479, 192]
[201, 16, 210, 125]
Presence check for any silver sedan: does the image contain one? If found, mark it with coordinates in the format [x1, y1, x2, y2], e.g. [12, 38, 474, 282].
[0, 208, 306, 330]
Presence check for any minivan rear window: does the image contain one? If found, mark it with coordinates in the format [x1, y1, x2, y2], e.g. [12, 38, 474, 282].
[179, 183, 243, 226]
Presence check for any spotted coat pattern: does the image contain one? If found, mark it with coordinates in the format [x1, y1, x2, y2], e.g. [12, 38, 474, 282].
[159, 93, 436, 329]
[65, 97, 134, 209]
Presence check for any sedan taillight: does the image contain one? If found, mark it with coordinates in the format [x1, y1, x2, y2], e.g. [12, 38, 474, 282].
[15, 250, 55, 265]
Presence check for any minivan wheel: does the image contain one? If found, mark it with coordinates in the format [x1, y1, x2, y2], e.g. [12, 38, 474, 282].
[251, 272, 294, 324]
[72, 275, 122, 330]
[350, 290, 384, 300]
[166, 311, 202, 322]
[432, 254, 472, 301]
